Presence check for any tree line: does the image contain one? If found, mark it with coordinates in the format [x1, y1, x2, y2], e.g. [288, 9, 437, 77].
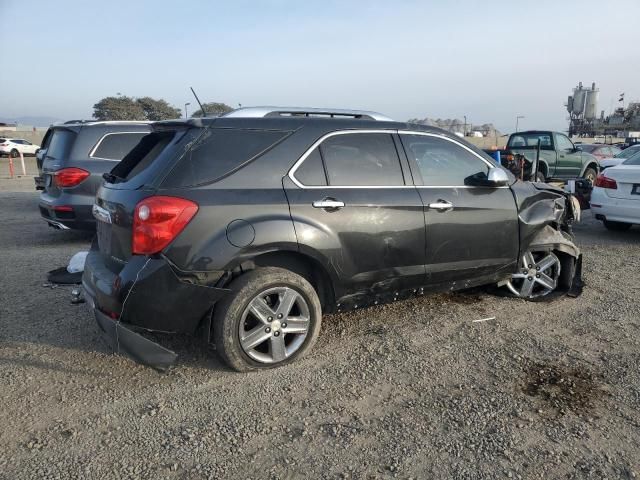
[92, 96, 233, 121]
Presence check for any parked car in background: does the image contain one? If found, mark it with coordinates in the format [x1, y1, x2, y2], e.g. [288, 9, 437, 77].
[39, 121, 151, 230]
[599, 144, 640, 170]
[82, 107, 582, 372]
[591, 154, 640, 231]
[576, 143, 622, 160]
[0, 138, 40, 157]
[504, 130, 600, 183]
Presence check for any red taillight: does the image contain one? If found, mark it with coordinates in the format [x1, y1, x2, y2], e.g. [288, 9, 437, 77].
[132, 196, 198, 255]
[594, 174, 617, 189]
[53, 168, 90, 188]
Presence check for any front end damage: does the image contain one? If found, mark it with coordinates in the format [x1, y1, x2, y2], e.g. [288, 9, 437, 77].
[501, 180, 584, 298]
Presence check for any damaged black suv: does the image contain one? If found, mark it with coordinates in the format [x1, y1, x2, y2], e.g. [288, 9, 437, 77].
[82, 107, 582, 371]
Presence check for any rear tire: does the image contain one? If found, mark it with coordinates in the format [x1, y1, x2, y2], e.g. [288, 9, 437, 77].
[582, 167, 597, 185]
[213, 267, 322, 372]
[603, 220, 632, 231]
[10, 149, 19, 158]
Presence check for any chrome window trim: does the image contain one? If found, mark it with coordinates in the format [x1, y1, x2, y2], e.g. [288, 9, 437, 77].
[289, 129, 507, 189]
[88, 131, 148, 161]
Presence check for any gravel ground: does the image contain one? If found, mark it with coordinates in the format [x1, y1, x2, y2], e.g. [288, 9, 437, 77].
[0, 175, 639, 480]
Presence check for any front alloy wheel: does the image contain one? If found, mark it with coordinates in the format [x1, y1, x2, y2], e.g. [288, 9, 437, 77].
[506, 250, 560, 299]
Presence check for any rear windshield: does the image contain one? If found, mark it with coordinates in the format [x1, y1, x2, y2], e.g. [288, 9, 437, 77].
[616, 146, 640, 158]
[577, 144, 597, 152]
[46, 129, 76, 160]
[622, 151, 640, 166]
[508, 133, 553, 149]
[162, 128, 289, 187]
[91, 132, 148, 160]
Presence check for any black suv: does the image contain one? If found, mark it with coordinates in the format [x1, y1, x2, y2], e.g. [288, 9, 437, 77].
[38, 121, 151, 230]
[82, 108, 581, 371]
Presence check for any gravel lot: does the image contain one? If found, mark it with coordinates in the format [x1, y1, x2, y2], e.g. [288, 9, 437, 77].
[1, 173, 639, 480]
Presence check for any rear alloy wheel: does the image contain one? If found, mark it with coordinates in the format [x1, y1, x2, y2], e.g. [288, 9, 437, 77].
[506, 250, 561, 299]
[603, 220, 632, 231]
[213, 267, 322, 371]
[583, 167, 597, 185]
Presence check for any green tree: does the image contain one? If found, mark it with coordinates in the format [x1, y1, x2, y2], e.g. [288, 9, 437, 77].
[191, 102, 233, 118]
[93, 96, 146, 121]
[136, 97, 181, 121]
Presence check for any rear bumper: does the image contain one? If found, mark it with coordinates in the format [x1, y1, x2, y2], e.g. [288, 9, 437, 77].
[82, 245, 229, 368]
[39, 191, 95, 230]
[590, 187, 640, 224]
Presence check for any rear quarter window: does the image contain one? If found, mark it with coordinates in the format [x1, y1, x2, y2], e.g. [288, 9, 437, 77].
[90, 132, 148, 160]
[46, 129, 77, 160]
[163, 128, 289, 187]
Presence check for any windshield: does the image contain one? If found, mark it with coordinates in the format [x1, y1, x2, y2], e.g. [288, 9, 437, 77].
[622, 151, 640, 166]
[615, 145, 640, 158]
[508, 133, 553, 149]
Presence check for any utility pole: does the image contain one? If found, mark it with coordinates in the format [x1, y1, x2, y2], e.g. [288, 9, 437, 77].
[463, 115, 467, 136]
[184, 102, 191, 119]
[516, 115, 525, 132]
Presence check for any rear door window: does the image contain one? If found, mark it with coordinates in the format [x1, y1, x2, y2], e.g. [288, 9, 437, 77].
[164, 128, 289, 187]
[91, 132, 148, 160]
[318, 133, 404, 186]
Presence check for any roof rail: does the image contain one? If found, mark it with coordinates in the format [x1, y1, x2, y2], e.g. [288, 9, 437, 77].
[223, 106, 393, 121]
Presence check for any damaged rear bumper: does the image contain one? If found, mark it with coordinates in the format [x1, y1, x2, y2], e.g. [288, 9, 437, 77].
[93, 306, 177, 371]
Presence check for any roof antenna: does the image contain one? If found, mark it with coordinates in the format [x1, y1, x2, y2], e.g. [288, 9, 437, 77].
[190, 87, 206, 116]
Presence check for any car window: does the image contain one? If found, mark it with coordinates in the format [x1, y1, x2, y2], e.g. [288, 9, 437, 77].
[295, 147, 327, 186]
[616, 146, 640, 158]
[46, 129, 77, 160]
[319, 133, 404, 186]
[609, 147, 621, 156]
[555, 134, 574, 151]
[508, 133, 553, 149]
[91, 132, 148, 160]
[163, 128, 289, 187]
[623, 151, 640, 166]
[402, 134, 489, 186]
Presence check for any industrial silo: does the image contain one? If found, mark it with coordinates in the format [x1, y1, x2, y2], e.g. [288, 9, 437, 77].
[585, 83, 599, 120]
[572, 83, 586, 115]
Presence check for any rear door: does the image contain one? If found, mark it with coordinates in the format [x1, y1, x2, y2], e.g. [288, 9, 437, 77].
[285, 130, 426, 301]
[399, 132, 519, 287]
[555, 133, 582, 178]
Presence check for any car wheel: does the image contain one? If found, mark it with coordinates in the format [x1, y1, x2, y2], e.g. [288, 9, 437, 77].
[583, 167, 597, 185]
[505, 250, 561, 300]
[535, 171, 546, 183]
[10, 149, 19, 158]
[213, 267, 322, 372]
[603, 220, 632, 231]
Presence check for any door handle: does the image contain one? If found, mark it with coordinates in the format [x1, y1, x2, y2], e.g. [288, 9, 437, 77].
[312, 198, 345, 210]
[428, 200, 453, 211]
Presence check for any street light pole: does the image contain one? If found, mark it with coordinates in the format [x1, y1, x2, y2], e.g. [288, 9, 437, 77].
[463, 115, 467, 136]
[516, 115, 525, 132]
[185, 102, 191, 119]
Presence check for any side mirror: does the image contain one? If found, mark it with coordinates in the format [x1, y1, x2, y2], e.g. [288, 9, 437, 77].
[465, 168, 510, 187]
[487, 167, 510, 186]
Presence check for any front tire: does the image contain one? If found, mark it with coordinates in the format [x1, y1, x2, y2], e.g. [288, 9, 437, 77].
[505, 250, 561, 300]
[10, 149, 19, 158]
[213, 267, 322, 372]
[603, 220, 632, 231]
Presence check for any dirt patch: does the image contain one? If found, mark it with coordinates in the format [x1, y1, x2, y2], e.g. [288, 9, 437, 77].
[522, 362, 603, 415]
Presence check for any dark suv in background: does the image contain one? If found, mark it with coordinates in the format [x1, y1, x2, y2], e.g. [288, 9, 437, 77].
[82, 107, 582, 372]
[38, 121, 151, 230]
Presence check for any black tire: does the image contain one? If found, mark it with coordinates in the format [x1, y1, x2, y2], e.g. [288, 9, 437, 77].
[10, 149, 19, 158]
[603, 220, 632, 231]
[213, 267, 322, 372]
[535, 171, 546, 183]
[583, 167, 597, 186]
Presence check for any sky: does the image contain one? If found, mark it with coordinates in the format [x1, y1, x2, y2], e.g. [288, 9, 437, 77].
[2, 0, 639, 133]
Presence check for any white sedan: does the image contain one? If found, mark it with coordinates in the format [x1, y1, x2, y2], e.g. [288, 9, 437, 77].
[591, 155, 640, 230]
[0, 138, 40, 157]
[599, 145, 640, 170]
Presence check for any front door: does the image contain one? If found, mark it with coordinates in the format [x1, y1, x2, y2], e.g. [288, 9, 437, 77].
[555, 133, 582, 178]
[284, 131, 426, 302]
[399, 132, 519, 288]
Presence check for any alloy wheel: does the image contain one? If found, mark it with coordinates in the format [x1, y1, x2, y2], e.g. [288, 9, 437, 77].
[238, 286, 310, 364]
[506, 251, 560, 299]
